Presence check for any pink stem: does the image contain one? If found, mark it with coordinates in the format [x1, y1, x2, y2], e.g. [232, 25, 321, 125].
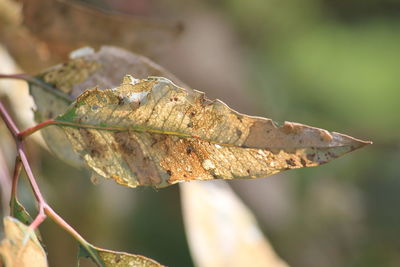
[0, 88, 101, 264]
[0, 101, 48, 229]
[0, 102, 19, 137]
[17, 143, 47, 229]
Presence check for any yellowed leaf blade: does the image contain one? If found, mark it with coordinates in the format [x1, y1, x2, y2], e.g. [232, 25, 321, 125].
[94, 247, 164, 267]
[181, 181, 289, 267]
[0, 217, 48, 267]
[79, 243, 164, 267]
[54, 76, 371, 188]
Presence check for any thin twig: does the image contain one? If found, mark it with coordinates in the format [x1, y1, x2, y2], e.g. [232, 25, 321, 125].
[18, 119, 56, 140]
[0, 102, 19, 137]
[17, 142, 47, 229]
[0, 98, 51, 229]
[44, 204, 104, 266]
[0, 73, 71, 102]
[9, 156, 22, 214]
[0, 83, 104, 264]
[44, 204, 90, 248]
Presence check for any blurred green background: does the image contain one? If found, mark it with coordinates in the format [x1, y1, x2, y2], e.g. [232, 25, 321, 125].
[1, 0, 399, 266]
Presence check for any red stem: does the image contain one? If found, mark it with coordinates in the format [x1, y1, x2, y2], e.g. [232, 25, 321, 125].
[17, 142, 47, 229]
[0, 102, 19, 137]
[18, 119, 56, 140]
[17, 143, 45, 204]
[0, 82, 103, 265]
[0, 73, 31, 80]
[44, 204, 104, 266]
[44, 204, 89, 246]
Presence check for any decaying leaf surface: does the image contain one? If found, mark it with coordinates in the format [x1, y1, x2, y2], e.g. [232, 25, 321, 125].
[181, 181, 289, 267]
[29, 46, 183, 167]
[53, 75, 371, 188]
[79, 245, 165, 267]
[0, 216, 48, 267]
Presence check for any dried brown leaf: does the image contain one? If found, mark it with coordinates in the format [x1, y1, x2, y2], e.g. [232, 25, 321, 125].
[53, 75, 370, 188]
[21, 0, 182, 58]
[0, 217, 48, 267]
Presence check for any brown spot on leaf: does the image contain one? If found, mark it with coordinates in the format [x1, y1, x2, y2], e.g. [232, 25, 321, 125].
[327, 151, 337, 158]
[90, 148, 101, 157]
[159, 136, 212, 184]
[270, 148, 280, 155]
[186, 146, 193, 154]
[115, 254, 121, 263]
[286, 158, 296, 167]
[117, 96, 124, 105]
[307, 153, 316, 161]
[114, 131, 160, 186]
[236, 129, 242, 138]
[79, 129, 105, 158]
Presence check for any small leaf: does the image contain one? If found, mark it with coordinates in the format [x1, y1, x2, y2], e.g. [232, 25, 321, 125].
[11, 197, 33, 226]
[0, 216, 48, 267]
[181, 181, 289, 267]
[10, 197, 44, 247]
[53, 75, 371, 188]
[78, 243, 164, 267]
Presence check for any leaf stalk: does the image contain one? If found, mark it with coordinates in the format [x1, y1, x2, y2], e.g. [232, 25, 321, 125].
[0, 99, 104, 266]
